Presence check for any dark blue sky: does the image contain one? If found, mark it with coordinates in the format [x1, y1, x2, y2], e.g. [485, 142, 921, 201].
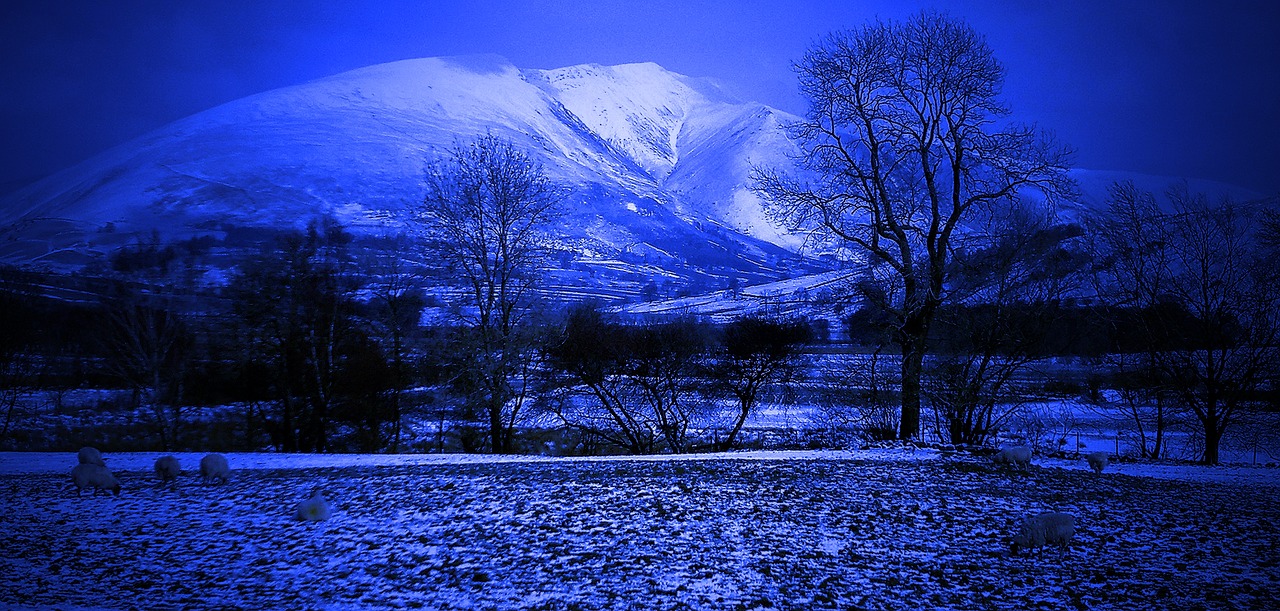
[2, 0, 1278, 195]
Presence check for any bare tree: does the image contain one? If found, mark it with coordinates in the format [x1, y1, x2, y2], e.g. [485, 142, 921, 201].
[629, 318, 712, 454]
[1088, 182, 1181, 458]
[1161, 191, 1278, 464]
[1262, 208, 1280, 251]
[544, 307, 712, 455]
[813, 350, 901, 444]
[228, 219, 359, 453]
[707, 316, 812, 451]
[419, 135, 561, 453]
[544, 305, 657, 455]
[1092, 351, 1178, 459]
[1096, 183, 1280, 464]
[754, 11, 1073, 439]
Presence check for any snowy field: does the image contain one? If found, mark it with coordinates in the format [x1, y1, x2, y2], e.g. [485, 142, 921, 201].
[1, 450, 1278, 610]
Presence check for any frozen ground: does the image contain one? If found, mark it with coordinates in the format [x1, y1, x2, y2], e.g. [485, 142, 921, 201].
[1, 450, 1277, 610]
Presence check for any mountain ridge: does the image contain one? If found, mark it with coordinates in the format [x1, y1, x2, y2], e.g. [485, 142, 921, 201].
[2, 55, 798, 226]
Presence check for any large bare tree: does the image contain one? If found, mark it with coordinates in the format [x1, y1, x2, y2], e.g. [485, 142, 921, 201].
[754, 12, 1073, 439]
[420, 135, 561, 453]
[707, 316, 812, 451]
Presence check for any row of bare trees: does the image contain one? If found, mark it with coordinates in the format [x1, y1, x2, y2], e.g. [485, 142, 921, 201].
[93, 221, 420, 453]
[797, 178, 1277, 464]
[0, 131, 817, 455]
[3, 13, 1275, 462]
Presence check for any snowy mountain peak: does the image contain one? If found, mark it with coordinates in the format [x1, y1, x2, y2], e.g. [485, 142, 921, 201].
[530, 61, 726, 180]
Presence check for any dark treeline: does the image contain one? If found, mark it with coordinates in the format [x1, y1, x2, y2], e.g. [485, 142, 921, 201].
[541, 305, 812, 455]
[850, 301, 1239, 359]
[0, 221, 819, 456]
[4, 118, 1280, 465]
[4, 190, 1280, 464]
[0, 221, 431, 453]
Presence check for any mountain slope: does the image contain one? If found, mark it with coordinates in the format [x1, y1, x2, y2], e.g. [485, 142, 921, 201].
[0, 56, 812, 286]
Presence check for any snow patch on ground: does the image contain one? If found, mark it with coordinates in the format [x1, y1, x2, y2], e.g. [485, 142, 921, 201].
[3, 449, 1276, 610]
[618, 270, 855, 322]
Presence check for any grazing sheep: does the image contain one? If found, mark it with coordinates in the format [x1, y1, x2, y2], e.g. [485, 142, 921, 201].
[1086, 451, 1109, 474]
[154, 455, 181, 486]
[77, 446, 106, 467]
[992, 445, 1033, 470]
[1010, 512, 1075, 556]
[294, 490, 333, 522]
[200, 453, 230, 485]
[70, 463, 121, 497]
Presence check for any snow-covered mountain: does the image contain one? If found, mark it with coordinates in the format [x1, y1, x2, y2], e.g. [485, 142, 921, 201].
[1, 55, 1267, 303]
[0, 55, 811, 292]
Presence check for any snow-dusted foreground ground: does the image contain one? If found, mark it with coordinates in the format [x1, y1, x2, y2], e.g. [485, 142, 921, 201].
[1, 450, 1277, 610]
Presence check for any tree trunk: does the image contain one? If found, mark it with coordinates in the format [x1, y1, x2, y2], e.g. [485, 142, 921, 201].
[489, 400, 509, 454]
[898, 298, 937, 441]
[1153, 394, 1166, 459]
[391, 331, 403, 454]
[1, 393, 15, 439]
[718, 392, 756, 452]
[900, 341, 925, 440]
[282, 396, 298, 453]
[1203, 420, 1222, 465]
[392, 405, 402, 454]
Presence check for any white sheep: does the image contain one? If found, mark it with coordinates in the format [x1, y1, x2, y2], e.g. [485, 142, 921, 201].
[1010, 512, 1075, 556]
[77, 446, 106, 467]
[154, 455, 181, 486]
[1086, 451, 1109, 474]
[200, 453, 230, 485]
[71, 463, 121, 496]
[992, 445, 1032, 470]
[294, 490, 333, 522]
